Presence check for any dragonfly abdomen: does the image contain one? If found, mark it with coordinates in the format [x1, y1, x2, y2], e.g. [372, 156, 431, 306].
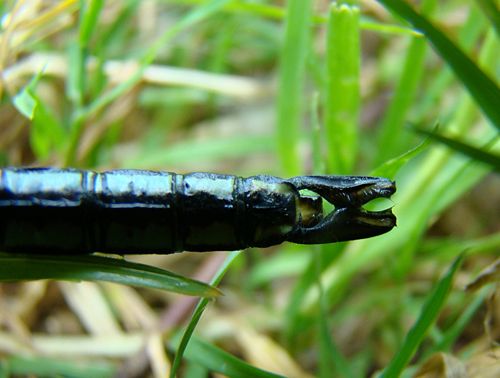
[0, 168, 299, 253]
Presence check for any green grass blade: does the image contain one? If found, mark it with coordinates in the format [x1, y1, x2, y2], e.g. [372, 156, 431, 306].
[171, 0, 420, 36]
[79, 0, 104, 48]
[176, 335, 285, 378]
[412, 4, 486, 119]
[65, 0, 105, 165]
[311, 92, 325, 174]
[170, 251, 241, 378]
[475, 0, 500, 36]
[412, 126, 500, 172]
[13, 87, 37, 119]
[284, 244, 343, 348]
[324, 3, 360, 174]
[31, 99, 67, 160]
[0, 360, 7, 378]
[300, 150, 490, 324]
[86, 0, 230, 116]
[66, 36, 85, 108]
[68, 0, 105, 107]
[69, 0, 104, 104]
[421, 233, 500, 260]
[380, 254, 465, 377]
[315, 250, 354, 378]
[95, 1, 138, 61]
[124, 135, 274, 169]
[375, 0, 435, 164]
[12, 70, 43, 119]
[12, 72, 67, 160]
[247, 250, 310, 288]
[378, 0, 500, 131]
[427, 288, 489, 355]
[371, 139, 429, 180]
[64, 0, 230, 165]
[0, 254, 221, 297]
[5, 355, 115, 378]
[392, 155, 486, 278]
[276, 0, 313, 175]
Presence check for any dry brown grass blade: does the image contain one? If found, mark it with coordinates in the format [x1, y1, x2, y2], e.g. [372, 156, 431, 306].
[234, 324, 314, 378]
[115, 253, 227, 378]
[415, 352, 467, 378]
[0, 0, 77, 96]
[2, 52, 269, 99]
[465, 348, 500, 378]
[59, 281, 122, 335]
[465, 258, 500, 291]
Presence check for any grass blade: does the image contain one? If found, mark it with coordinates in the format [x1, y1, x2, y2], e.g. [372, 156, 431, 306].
[79, 0, 104, 48]
[371, 139, 429, 180]
[475, 0, 500, 36]
[85, 0, 231, 117]
[12, 70, 44, 119]
[427, 288, 489, 355]
[65, 0, 231, 165]
[276, 0, 313, 175]
[176, 335, 285, 378]
[66, 33, 84, 108]
[377, 0, 500, 131]
[0, 254, 220, 297]
[284, 244, 343, 348]
[67, 0, 104, 107]
[5, 355, 115, 378]
[12, 72, 68, 160]
[324, 3, 360, 174]
[170, 251, 241, 378]
[31, 99, 67, 160]
[466, 259, 500, 292]
[412, 4, 486, 119]
[380, 253, 465, 377]
[315, 250, 354, 378]
[124, 134, 274, 169]
[375, 0, 435, 164]
[170, 0, 420, 36]
[412, 126, 500, 172]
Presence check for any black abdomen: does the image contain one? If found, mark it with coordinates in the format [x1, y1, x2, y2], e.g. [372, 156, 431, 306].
[0, 168, 298, 253]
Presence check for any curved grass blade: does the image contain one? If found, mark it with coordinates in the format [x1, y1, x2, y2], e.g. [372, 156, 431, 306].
[12, 71, 66, 160]
[380, 253, 465, 377]
[169, 250, 241, 378]
[412, 126, 500, 172]
[0, 254, 221, 297]
[377, 0, 500, 131]
[371, 138, 429, 180]
[173, 334, 285, 378]
[465, 258, 500, 292]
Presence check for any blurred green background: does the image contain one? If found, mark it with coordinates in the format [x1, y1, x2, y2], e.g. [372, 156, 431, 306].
[0, 1, 499, 377]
